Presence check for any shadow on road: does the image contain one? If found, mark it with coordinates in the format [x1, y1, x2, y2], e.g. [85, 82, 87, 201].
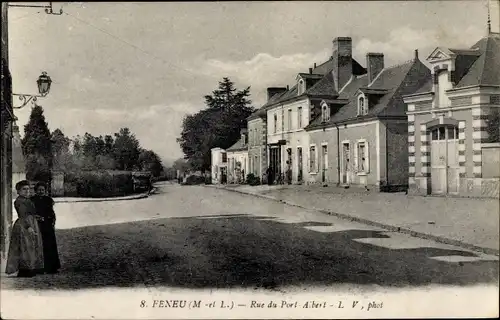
[3, 214, 498, 290]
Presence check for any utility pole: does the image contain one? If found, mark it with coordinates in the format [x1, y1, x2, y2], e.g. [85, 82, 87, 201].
[1, 2, 62, 272]
[1, 1, 13, 271]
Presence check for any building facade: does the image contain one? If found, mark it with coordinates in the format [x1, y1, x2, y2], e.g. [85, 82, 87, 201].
[263, 37, 367, 185]
[210, 147, 228, 184]
[404, 33, 500, 198]
[246, 106, 268, 181]
[226, 129, 249, 184]
[306, 43, 431, 190]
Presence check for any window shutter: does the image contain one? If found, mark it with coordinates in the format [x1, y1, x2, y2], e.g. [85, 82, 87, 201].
[353, 142, 359, 173]
[365, 141, 370, 173]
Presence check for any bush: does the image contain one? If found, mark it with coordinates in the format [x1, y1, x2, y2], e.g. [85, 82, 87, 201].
[64, 170, 135, 198]
[246, 173, 260, 186]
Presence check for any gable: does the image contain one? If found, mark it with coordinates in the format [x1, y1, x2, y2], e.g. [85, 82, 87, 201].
[427, 47, 453, 62]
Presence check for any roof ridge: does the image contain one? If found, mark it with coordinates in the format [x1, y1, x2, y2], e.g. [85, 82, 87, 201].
[375, 59, 419, 116]
[477, 36, 492, 85]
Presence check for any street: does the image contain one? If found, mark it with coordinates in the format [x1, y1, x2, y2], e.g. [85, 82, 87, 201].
[1, 182, 498, 292]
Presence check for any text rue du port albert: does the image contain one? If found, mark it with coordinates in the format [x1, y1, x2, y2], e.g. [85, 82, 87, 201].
[144, 299, 383, 311]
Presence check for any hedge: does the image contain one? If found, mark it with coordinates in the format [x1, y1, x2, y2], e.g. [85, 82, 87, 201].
[64, 170, 135, 198]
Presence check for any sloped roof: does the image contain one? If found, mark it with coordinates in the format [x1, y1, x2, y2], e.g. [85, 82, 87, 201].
[259, 56, 367, 109]
[306, 58, 431, 129]
[456, 33, 500, 88]
[12, 123, 25, 173]
[226, 136, 248, 152]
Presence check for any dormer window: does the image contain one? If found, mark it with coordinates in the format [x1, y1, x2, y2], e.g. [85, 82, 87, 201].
[298, 79, 305, 95]
[321, 103, 330, 122]
[358, 94, 367, 116]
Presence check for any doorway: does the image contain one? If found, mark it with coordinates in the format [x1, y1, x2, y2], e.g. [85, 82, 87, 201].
[321, 145, 328, 183]
[297, 147, 303, 182]
[341, 142, 350, 184]
[430, 126, 459, 194]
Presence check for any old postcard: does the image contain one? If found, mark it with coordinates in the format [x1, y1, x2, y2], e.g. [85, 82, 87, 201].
[1, 1, 499, 319]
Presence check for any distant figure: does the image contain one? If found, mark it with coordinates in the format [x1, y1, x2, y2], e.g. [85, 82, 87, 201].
[31, 182, 61, 274]
[266, 167, 274, 185]
[6, 180, 44, 277]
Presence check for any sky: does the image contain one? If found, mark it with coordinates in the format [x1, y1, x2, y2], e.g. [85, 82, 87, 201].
[8, 1, 499, 165]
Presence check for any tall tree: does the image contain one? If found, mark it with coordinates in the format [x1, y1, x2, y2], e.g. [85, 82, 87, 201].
[22, 104, 53, 181]
[51, 128, 71, 172]
[138, 149, 163, 177]
[177, 77, 254, 171]
[113, 127, 141, 170]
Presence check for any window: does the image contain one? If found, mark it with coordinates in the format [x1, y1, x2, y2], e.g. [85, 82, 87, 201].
[274, 113, 278, 133]
[254, 155, 258, 175]
[431, 126, 458, 140]
[355, 140, 369, 174]
[298, 107, 303, 128]
[254, 128, 258, 145]
[298, 79, 305, 95]
[358, 95, 367, 116]
[281, 109, 284, 131]
[288, 109, 292, 130]
[309, 145, 317, 172]
[321, 104, 330, 122]
[222, 153, 227, 163]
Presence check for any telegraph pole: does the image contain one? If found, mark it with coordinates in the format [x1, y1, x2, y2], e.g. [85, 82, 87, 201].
[1, 2, 62, 272]
[1, 1, 13, 270]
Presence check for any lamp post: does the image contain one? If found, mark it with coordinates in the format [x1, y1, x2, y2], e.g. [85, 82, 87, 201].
[12, 71, 52, 110]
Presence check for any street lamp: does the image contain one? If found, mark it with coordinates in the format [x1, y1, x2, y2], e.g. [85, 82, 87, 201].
[12, 71, 52, 109]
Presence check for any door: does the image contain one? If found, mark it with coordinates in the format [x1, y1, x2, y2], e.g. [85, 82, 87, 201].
[269, 147, 280, 183]
[430, 126, 459, 194]
[297, 147, 303, 182]
[286, 148, 292, 184]
[446, 127, 460, 194]
[341, 142, 350, 184]
[322, 145, 328, 183]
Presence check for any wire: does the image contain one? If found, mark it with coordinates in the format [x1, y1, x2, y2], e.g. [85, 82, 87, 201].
[63, 11, 201, 78]
[10, 10, 42, 22]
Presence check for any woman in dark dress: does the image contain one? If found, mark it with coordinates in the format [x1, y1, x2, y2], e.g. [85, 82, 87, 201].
[31, 182, 61, 274]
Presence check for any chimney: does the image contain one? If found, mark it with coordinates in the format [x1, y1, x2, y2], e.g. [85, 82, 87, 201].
[366, 53, 384, 84]
[240, 128, 248, 145]
[314, 63, 317, 68]
[414, 49, 419, 60]
[332, 37, 353, 91]
[266, 87, 288, 101]
[309, 68, 313, 74]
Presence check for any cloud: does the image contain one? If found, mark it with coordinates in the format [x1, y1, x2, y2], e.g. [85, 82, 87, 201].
[353, 25, 484, 66]
[193, 49, 330, 106]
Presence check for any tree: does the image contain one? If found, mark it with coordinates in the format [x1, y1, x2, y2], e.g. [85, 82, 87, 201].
[113, 127, 141, 170]
[486, 110, 500, 143]
[138, 149, 163, 177]
[51, 128, 71, 172]
[21, 104, 53, 181]
[177, 77, 254, 171]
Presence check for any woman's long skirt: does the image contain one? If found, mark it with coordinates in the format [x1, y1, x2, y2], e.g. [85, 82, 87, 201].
[5, 216, 44, 275]
[38, 219, 61, 273]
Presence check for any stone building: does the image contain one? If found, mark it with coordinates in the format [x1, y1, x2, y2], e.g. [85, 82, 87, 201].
[404, 32, 500, 198]
[304, 40, 430, 191]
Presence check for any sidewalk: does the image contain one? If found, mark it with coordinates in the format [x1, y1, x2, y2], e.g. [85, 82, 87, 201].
[53, 189, 154, 203]
[207, 184, 499, 255]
